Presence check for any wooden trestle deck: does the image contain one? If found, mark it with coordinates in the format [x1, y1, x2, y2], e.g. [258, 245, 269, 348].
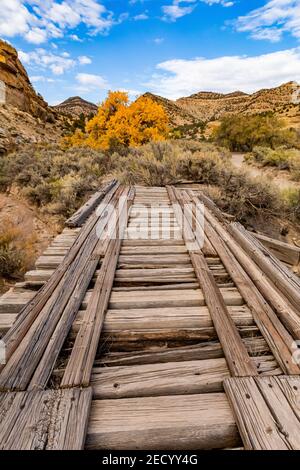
[0, 181, 300, 450]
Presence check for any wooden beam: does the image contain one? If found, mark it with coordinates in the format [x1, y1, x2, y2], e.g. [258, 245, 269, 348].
[0, 182, 120, 371]
[229, 223, 300, 312]
[65, 179, 117, 227]
[224, 376, 300, 450]
[91, 356, 279, 400]
[251, 232, 300, 266]
[61, 188, 135, 387]
[86, 393, 241, 450]
[190, 251, 257, 377]
[0, 388, 92, 450]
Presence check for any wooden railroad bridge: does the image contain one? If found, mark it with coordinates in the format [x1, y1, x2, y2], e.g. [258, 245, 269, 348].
[0, 181, 300, 450]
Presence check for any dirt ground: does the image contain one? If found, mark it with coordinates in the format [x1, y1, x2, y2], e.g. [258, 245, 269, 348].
[0, 192, 60, 293]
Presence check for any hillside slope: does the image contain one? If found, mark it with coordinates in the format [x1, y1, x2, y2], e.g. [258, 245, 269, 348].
[146, 82, 300, 131]
[52, 96, 98, 117]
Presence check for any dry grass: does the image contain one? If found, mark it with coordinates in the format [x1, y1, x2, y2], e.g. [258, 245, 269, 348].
[0, 217, 36, 280]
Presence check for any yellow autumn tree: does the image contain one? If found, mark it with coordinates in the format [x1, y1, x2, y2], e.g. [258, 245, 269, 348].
[64, 91, 169, 150]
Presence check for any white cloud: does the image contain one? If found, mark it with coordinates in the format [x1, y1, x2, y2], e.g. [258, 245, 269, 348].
[30, 75, 55, 83]
[0, 0, 33, 37]
[19, 48, 93, 74]
[78, 55, 92, 65]
[153, 37, 165, 44]
[19, 48, 76, 75]
[76, 73, 109, 92]
[0, 0, 126, 44]
[162, 0, 234, 21]
[236, 0, 300, 42]
[134, 13, 149, 20]
[146, 48, 300, 99]
[69, 34, 83, 42]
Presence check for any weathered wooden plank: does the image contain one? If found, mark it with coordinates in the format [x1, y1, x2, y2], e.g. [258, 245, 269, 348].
[224, 376, 300, 450]
[0, 182, 120, 371]
[0, 186, 125, 390]
[190, 191, 300, 375]
[122, 239, 184, 246]
[66, 179, 117, 227]
[190, 252, 257, 377]
[120, 245, 187, 255]
[108, 288, 244, 309]
[252, 232, 300, 266]
[61, 188, 135, 388]
[169, 187, 257, 377]
[96, 337, 272, 367]
[0, 290, 36, 314]
[229, 223, 300, 311]
[91, 357, 279, 400]
[0, 388, 92, 450]
[118, 254, 191, 265]
[102, 305, 254, 331]
[197, 196, 300, 342]
[28, 258, 98, 390]
[86, 393, 241, 450]
[0, 314, 16, 333]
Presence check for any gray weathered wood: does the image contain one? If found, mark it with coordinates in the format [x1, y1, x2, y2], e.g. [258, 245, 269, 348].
[0, 388, 92, 450]
[66, 179, 118, 227]
[224, 376, 300, 450]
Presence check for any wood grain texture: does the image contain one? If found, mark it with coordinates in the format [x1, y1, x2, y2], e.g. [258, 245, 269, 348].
[189, 191, 300, 375]
[190, 251, 257, 377]
[224, 376, 300, 450]
[252, 232, 300, 266]
[86, 393, 241, 450]
[61, 188, 134, 387]
[229, 223, 300, 311]
[0, 388, 92, 450]
[66, 179, 117, 227]
[0, 182, 120, 373]
[91, 357, 280, 399]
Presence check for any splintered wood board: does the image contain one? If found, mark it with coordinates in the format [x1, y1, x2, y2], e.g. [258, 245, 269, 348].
[0, 388, 92, 450]
[224, 376, 300, 450]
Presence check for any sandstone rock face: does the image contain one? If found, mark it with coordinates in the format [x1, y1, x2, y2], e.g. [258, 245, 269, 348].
[0, 40, 65, 155]
[0, 39, 54, 120]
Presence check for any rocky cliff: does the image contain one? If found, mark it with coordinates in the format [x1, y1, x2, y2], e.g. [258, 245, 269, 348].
[0, 40, 54, 120]
[0, 40, 62, 155]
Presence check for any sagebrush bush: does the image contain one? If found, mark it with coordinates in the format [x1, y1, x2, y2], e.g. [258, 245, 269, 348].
[112, 141, 231, 186]
[0, 145, 113, 219]
[247, 146, 300, 181]
[1, 140, 299, 229]
[280, 188, 300, 220]
[0, 218, 35, 279]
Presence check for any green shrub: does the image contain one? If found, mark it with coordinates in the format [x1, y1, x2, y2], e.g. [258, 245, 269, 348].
[250, 147, 296, 169]
[280, 188, 300, 220]
[213, 114, 299, 151]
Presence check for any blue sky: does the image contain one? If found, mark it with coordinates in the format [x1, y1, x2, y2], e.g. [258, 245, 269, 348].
[1, 0, 300, 105]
